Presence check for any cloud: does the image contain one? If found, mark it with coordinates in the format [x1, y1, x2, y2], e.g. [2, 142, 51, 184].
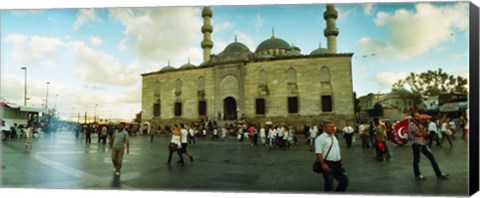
[363, 3, 375, 15]
[5, 34, 66, 68]
[89, 36, 103, 46]
[373, 72, 408, 89]
[109, 7, 203, 64]
[69, 41, 139, 86]
[73, 9, 98, 31]
[357, 2, 468, 60]
[250, 13, 264, 28]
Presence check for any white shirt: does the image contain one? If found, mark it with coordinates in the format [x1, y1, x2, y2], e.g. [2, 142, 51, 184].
[342, 126, 354, 134]
[269, 128, 277, 138]
[441, 122, 448, 132]
[259, 128, 266, 137]
[428, 122, 438, 133]
[170, 135, 181, 147]
[278, 127, 284, 137]
[309, 125, 318, 138]
[315, 132, 341, 162]
[358, 124, 365, 135]
[188, 128, 194, 136]
[181, 129, 188, 143]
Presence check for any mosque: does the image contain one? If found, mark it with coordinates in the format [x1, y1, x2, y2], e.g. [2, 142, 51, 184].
[141, 4, 355, 129]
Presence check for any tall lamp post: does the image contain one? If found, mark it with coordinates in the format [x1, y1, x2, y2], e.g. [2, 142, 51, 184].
[21, 67, 27, 106]
[94, 104, 98, 123]
[45, 82, 50, 112]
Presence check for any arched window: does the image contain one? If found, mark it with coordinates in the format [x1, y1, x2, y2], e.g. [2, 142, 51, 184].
[287, 68, 297, 84]
[198, 76, 205, 91]
[320, 66, 330, 83]
[154, 80, 160, 97]
[259, 70, 267, 85]
[175, 79, 182, 95]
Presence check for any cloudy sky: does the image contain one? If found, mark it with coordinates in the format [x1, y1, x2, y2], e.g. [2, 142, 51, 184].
[0, 0, 470, 121]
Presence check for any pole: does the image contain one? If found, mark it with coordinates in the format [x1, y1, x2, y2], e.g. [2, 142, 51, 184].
[84, 112, 87, 124]
[21, 67, 27, 106]
[45, 82, 50, 112]
[94, 104, 98, 123]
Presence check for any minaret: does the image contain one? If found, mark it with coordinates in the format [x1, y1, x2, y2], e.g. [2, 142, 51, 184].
[324, 4, 339, 53]
[201, 7, 214, 63]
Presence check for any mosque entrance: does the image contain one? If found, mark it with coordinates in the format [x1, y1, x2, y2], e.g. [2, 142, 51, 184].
[223, 97, 237, 120]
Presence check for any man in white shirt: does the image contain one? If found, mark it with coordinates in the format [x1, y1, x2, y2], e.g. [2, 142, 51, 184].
[309, 124, 319, 151]
[342, 124, 355, 148]
[427, 118, 440, 146]
[180, 123, 194, 162]
[315, 120, 348, 192]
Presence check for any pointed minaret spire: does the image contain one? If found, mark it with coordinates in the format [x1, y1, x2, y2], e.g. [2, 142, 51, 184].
[324, 4, 339, 53]
[188, 57, 190, 64]
[234, 35, 237, 42]
[272, 27, 275, 38]
[201, 7, 214, 63]
[168, 59, 171, 66]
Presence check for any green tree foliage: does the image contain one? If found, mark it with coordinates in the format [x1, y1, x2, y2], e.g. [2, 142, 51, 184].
[392, 68, 468, 97]
[134, 111, 142, 123]
[392, 68, 467, 109]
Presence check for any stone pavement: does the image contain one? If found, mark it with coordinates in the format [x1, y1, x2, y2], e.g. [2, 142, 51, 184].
[0, 130, 470, 197]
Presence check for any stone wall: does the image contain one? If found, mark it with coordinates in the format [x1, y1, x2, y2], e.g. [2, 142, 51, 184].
[141, 55, 355, 128]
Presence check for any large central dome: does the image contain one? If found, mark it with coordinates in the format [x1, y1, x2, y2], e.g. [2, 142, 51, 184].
[219, 40, 251, 56]
[255, 36, 291, 53]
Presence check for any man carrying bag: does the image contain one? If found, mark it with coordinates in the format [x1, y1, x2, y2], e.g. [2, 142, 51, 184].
[313, 120, 349, 192]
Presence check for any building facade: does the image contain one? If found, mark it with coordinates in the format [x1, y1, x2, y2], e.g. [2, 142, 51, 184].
[141, 5, 355, 129]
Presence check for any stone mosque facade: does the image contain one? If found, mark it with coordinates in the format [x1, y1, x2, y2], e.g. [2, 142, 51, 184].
[141, 4, 355, 128]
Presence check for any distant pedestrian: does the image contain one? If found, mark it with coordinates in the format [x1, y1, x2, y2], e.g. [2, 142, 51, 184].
[309, 124, 319, 151]
[427, 118, 440, 146]
[374, 118, 390, 160]
[85, 124, 92, 144]
[440, 118, 453, 147]
[101, 125, 108, 144]
[259, 126, 266, 145]
[408, 112, 449, 181]
[180, 123, 194, 163]
[342, 124, 354, 148]
[188, 126, 196, 144]
[315, 120, 349, 192]
[24, 122, 34, 150]
[109, 122, 130, 176]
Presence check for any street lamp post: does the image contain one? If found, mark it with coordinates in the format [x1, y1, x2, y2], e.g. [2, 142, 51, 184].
[45, 82, 50, 112]
[21, 67, 27, 106]
[94, 104, 98, 123]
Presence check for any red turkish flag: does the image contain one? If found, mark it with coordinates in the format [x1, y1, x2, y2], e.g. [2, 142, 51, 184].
[391, 118, 410, 145]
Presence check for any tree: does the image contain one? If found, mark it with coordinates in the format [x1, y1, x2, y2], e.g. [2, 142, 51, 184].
[372, 102, 384, 117]
[133, 111, 142, 123]
[353, 92, 361, 113]
[392, 68, 468, 97]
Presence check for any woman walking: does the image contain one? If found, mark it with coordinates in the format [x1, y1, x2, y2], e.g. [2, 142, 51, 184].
[440, 118, 453, 147]
[165, 123, 184, 166]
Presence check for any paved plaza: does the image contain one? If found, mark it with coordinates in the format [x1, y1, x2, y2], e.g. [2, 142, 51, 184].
[0, 129, 470, 197]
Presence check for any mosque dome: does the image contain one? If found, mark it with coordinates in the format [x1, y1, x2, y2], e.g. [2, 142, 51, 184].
[219, 38, 251, 56]
[309, 43, 330, 55]
[255, 36, 291, 53]
[180, 59, 196, 69]
[284, 50, 302, 57]
[160, 61, 176, 72]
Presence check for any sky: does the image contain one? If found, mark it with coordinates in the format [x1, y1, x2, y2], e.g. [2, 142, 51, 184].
[0, 0, 471, 121]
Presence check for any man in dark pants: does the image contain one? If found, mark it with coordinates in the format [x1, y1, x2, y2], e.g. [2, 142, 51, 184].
[408, 112, 449, 181]
[315, 120, 349, 192]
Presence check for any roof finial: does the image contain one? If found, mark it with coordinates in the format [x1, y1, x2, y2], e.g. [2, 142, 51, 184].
[234, 35, 237, 42]
[272, 27, 275, 38]
[319, 42, 322, 48]
[168, 59, 171, 66]
[188, 57, 190, 64]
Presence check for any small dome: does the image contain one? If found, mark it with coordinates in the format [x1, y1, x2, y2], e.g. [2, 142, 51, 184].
[219, 39, 251, 56]
[160, 60, 176, 72]
[160, 65, 176, 72]
[284, 50, 302, 57]
[180, 58, 196, 69]
[255, 36, 291, 53]
[310, 42, 330, 55]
